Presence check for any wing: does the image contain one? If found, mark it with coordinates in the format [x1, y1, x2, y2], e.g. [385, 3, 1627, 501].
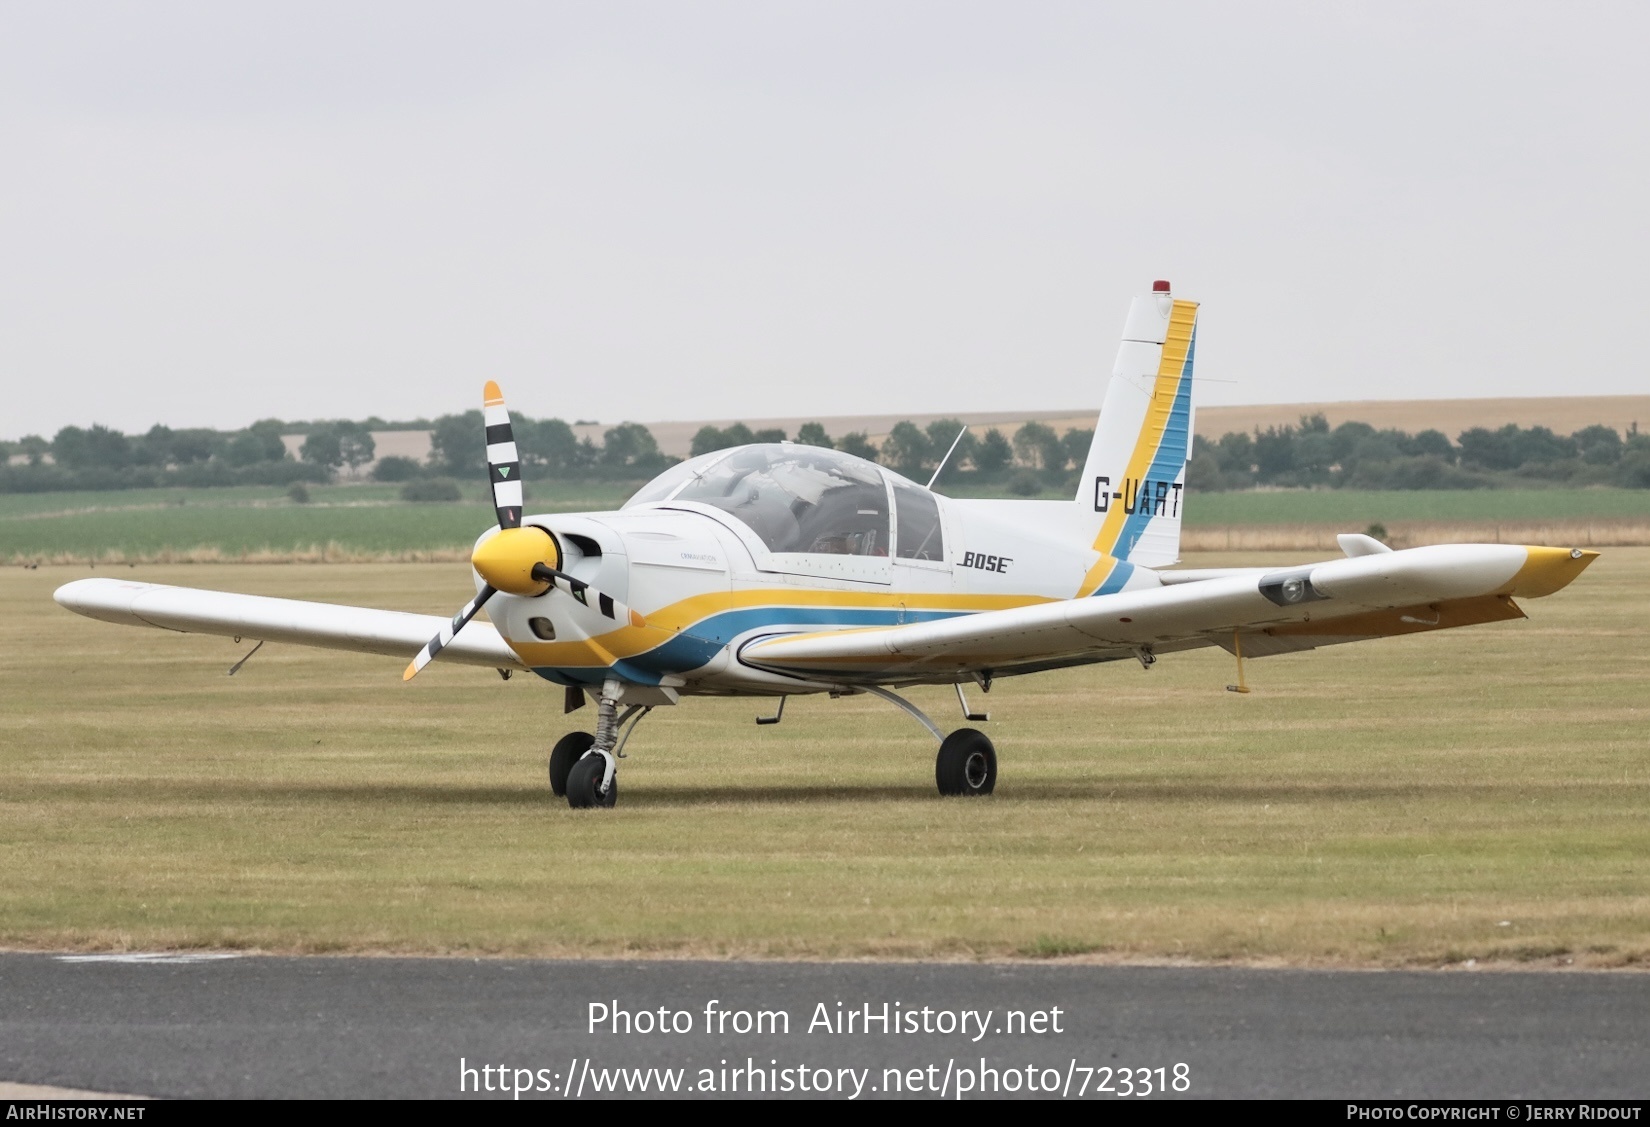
[54, 578, 526, 671]
[740, 544, 1595, 682]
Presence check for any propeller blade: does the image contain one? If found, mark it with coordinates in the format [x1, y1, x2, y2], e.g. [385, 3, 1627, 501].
[403, 584, 497, 681]
[482, 380, 523, 530]
[531, 563, 646, 628]
[406, 382, 639, 683]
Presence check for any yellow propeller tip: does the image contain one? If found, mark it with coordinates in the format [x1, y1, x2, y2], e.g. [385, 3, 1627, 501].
[483, 380, 504, 406]
[629, 610, 646, 628]
[402, 662, 418, 682]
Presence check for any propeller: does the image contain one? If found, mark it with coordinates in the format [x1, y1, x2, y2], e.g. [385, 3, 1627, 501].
[402, 381, 643, 682]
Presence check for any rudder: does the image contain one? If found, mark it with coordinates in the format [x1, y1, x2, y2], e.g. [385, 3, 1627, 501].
[1075, 281, 1199, 585]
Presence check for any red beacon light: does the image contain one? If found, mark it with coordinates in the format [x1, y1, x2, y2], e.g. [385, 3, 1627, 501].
[1152, 280, 1171, 293]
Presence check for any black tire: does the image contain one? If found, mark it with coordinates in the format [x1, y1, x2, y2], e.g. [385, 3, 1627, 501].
[935, 728, 996, 796]
[566, 753, 617, 809]
[549, 731, 594, 796]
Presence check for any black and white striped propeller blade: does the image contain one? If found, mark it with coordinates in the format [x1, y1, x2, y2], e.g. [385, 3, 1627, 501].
[404, 379, 521, 682]
[531, 563, 643, 628]
[482, 379, 523, 530]
[403, 584, 496, 681]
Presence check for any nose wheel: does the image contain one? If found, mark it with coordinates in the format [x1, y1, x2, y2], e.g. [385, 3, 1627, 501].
[935, 727, 997, 796]
[566, 751, 618, 808]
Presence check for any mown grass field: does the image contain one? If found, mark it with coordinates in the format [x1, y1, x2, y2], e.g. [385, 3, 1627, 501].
[4, 483, 1649, 561]
[2, 551, 1645, 965]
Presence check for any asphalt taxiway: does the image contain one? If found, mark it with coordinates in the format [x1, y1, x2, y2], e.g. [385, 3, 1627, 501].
[2, 953, 1646, 1099]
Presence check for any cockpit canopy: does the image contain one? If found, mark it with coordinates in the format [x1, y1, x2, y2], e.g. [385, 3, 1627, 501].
[625, 443, 944, 562]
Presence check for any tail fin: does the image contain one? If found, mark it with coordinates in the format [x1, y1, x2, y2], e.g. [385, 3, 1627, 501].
[1075, 281, 1199, 583]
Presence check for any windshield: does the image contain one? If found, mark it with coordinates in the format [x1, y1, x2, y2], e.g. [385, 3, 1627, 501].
[657, 444, 890, 556]
[624, 451, 725, 507]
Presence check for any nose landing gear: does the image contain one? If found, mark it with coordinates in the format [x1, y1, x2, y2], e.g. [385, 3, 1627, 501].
[559, 678, 652, 809]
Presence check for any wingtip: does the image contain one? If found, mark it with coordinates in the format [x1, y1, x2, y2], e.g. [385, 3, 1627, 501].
[1505, 545, 1601, 598]
[483, 380, 504, 406]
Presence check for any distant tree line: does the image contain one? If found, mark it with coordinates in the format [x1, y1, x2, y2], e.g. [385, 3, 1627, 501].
[6, 410, 1647, 495]
[1186, 415, 1650, 492]
[394, 412, 673, 482]
[0, 412, 675, 493]
[0, 421, 331, 492]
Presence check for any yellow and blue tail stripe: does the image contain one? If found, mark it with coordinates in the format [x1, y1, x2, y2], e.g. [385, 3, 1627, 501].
[1078, 298, 1199, 595]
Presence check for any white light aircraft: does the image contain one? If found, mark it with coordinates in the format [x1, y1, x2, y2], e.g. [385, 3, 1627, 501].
[54, 281, 1598, 808]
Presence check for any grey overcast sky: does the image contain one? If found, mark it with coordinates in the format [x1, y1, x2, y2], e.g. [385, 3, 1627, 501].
[2, 1, 1645, 439]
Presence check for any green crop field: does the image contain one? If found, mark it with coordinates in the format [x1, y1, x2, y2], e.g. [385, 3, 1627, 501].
[0, 482, 638, 561]
[1181, 488, 1650, 527]
[2, 550, 1645, 965]
[941, 481, 1650, 523]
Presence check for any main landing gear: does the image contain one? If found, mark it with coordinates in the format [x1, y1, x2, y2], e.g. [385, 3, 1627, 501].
[552, 677, 652, 810]
[861, 684, 998, 797]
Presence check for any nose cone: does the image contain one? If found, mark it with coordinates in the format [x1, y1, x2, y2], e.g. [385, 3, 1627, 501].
[472, 526, 559, 595]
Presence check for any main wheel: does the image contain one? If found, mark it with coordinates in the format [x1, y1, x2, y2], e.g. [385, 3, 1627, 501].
[566, 753, 617, 809]
[935, 728, 996, 796]
[548, 731, 595, 796]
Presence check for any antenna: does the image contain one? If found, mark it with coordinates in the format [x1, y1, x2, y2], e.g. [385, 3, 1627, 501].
[926, 425, 969, 490]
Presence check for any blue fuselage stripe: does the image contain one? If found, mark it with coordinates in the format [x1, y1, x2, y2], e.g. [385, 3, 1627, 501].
[529, 604, 970, 684]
